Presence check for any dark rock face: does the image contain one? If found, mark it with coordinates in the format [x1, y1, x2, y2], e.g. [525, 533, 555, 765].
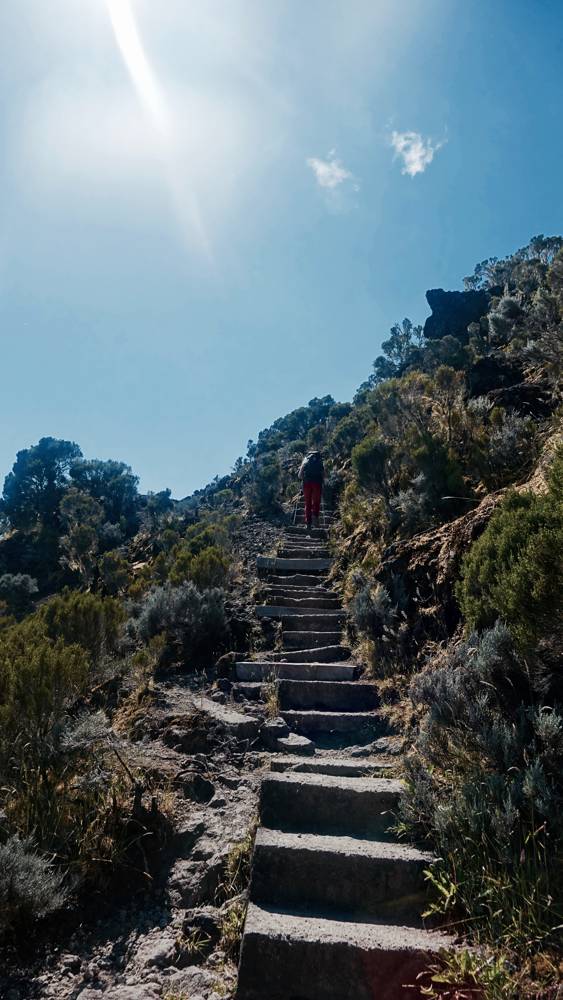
[424, 288, 492, 342]
[487, 380, 557, 419]
[468, 354, 523, 396]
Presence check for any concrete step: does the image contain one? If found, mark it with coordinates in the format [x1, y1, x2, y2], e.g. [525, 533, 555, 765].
[258, 556, 331, 574]
[279, 552, 330, 561]
[281, 709, 381, 736]
[237, 903, 455, 1000]
[260, 772, 401, 838]
[250, 829, 431, 924]
[285, 526, 327, 539]
[278, 679, 378, 712]
[270, 757, 396, 778]
[281, 612, 346, 628]
[236, 662, 358, 682]
[256, 606, 344, 622]
[282, 630, 343, 649]
[281, 538, 328, 547]
[264, 582, 336, 594]
[262, 595, 341, 609]
[265, 574, 332, 587]
[265, 645, 351, 663]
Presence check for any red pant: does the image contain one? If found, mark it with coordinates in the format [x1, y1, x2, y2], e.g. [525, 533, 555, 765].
[303, 481, 322, 523]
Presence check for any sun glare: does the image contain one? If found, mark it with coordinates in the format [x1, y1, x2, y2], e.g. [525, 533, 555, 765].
[106, 0, 211, 259]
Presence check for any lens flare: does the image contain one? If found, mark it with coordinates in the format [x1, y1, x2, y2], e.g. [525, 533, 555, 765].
[106, 0, 211, 259]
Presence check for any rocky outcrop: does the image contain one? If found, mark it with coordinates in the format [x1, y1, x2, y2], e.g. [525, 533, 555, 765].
[424, 287, 493, 342]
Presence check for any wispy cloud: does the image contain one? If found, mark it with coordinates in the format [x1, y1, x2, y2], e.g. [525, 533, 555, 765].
[307, 151, 357, 191]
[389, 130, 444, 177]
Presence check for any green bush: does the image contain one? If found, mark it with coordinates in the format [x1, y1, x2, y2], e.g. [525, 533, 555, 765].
[404, 623, 563, 965]
[0, 836, 67, 932]
[0, 573, 38, 619]
[351, 434, 392, 503]
[456, 448, 563, 649]
[39, 590, 123, 665]
[127, 581, 228, 665]
[189, 547, 231, 589]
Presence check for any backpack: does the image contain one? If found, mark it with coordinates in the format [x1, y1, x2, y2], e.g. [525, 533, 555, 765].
[301, 452, 324, 480]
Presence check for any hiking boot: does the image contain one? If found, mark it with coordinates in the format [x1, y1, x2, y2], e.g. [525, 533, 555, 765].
[306, 520, 313, 534]
[313, 515, 320, 528]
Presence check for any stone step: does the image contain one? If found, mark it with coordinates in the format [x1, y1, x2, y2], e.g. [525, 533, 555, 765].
[279, 552, 330, 561]
[281, 538, 328, 547]
[256, 607, 345, 623]
[281, 709, 381, 736]
[264, 582, 336, 593]
[265, 574, 332, 587]
[258, 556, 331, 573]
[260, 772, 402, 838]
[250, 829, 431, 924]
[236, 662, 358, 682]
[285, 526, 327, 539]
[278, 679, 378, 713]
[281, 613, 346, 628]
[282, 630, 343, 649]
[237, 904, 455, 1000]
[262, 595, 341, 609]
[265, 645, 351, 663]
[270, 756, 396, 778]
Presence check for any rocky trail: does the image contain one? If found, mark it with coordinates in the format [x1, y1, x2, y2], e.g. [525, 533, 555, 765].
[2, 508, 454, 1000]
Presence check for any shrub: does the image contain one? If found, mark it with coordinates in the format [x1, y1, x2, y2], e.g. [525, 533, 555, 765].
[351, 435, 392, 503]
[0, 573, 38, 618]
[348, 577, 393, 640]
[39, 590, 123, 665]
[403, 623, 563, 963]
[389, 473, 430, 535]
[169, 544, 230, 589]
[456, 449, 563, 650]
[486, 409, 536, 483]
[0, 836, 67, 932]
[127, 581, 228, 664]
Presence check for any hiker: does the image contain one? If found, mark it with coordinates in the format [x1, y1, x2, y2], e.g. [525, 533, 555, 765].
[298, 450, 324, 532]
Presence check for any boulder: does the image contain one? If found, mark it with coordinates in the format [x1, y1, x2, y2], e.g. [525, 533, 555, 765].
[182, 774, 216, 803]
[260, 717, 290, 749]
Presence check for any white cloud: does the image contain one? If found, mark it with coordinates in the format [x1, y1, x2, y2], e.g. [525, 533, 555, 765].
[389, 130, 444, 177]
[306, 151, 357, 190]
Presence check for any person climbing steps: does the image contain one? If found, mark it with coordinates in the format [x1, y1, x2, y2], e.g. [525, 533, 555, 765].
[298, 450, 324, 531]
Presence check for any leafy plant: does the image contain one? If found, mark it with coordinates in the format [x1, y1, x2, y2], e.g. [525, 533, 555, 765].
[456, 448, 563, 650]
[0, 836, 67, 932]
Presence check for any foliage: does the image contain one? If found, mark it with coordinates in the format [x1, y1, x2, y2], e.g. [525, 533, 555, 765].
[351, 434, 393, 504]
[69, 458, 139, 531]
[0, 573, 38, 619]
[39, 590, 123, 665]
[58, 487, 105, 586]
[1, 437, 82, 530]
[403, 623, 563, 966]
[0, 836, 67, 931]
[457, 449, 563, 650]
[127, 580, 228, 664]
[216, 826, 256, 902]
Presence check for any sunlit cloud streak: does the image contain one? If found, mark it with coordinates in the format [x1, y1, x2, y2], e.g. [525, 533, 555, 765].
[107, 0, 212, 259]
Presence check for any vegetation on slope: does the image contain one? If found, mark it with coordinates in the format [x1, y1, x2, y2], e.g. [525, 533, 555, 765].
[1, 233, 562, 995]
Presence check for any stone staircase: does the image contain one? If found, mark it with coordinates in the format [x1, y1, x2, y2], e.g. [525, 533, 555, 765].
[235, 511, 454, 999]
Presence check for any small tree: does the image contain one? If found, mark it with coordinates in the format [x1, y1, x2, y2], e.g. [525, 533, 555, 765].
[1, 438, 82, 530]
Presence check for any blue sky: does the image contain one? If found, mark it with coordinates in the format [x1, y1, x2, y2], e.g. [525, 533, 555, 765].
[1, 0, 562, 497]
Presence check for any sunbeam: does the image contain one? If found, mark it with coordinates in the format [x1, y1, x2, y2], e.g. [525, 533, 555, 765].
[106, 0, 212, 259]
